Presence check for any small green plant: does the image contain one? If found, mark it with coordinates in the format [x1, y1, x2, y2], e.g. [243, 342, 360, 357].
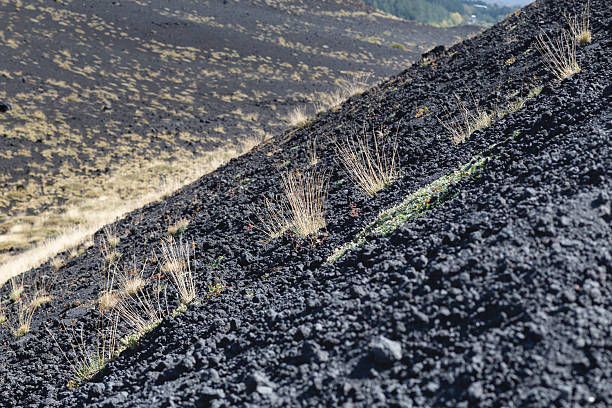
[119, 320, 160, 350]
[206, 282, 226, 299]
[207, 256, 225, 270]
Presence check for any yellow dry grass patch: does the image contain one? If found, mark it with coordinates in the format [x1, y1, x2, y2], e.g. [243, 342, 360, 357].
[0, 137, 260, 287]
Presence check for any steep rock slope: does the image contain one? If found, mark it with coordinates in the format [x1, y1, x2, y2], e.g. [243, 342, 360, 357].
[0, 0, 610, 407]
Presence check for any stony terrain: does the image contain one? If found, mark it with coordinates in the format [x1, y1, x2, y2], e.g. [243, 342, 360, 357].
[0, 0, 610, 407]
[0, 0, 474, 259]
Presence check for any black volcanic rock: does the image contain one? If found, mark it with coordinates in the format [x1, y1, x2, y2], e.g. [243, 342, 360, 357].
[0, 0, 611, 407]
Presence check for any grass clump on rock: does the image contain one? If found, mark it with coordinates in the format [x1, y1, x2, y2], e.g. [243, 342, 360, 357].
[255, 168, 329, 239]
[536, 29, 580, 81]
[160, 238, 196, 305]
[565, 1, 591, 46]
[335, 124, 400, 196]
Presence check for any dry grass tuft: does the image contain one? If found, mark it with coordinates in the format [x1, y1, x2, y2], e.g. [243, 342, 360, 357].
[103, 226, 120, 249]
[565, 1, 591, 46]
[98, 266, 120, 313]
[536, 29, 580, 81]
[50, 257, 65, 271]
[9, 276, 24, 302]
[98, 291, 120, 313]
[438, 93, 492, 144]
[337, 72, 371, 98]
[255, 169, 329, 238]
[314, 73, 371, 113]
[0, 137, 260, 289]
[286, 106, 310, 128]
[307, 135, 319, 166]
[30, 291, 53, 309]
[47, 316, 118, 381]
[115, 276, 166, 334]
[167, 218, 190, 237]
[160, 238, 196, 305]
[282, 169, 329, 237]
[118, 265, 146, 297]
[103, 249, 121, 267]
[254, 196, 291, 239]
[335, 125, 400, 196]
[13, 296, 36, 337]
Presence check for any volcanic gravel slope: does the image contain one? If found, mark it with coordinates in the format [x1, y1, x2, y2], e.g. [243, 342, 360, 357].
[0, 0, 611, 406]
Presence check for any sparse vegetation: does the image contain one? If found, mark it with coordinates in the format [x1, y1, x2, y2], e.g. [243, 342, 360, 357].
[536, 29, 580, 81]
[13, 296, 36, 337]
[308, 135, 319, 166]
[103, 226, 120, 249]
[102, 248, 121, 268]
[335, 125, 400, 196]
[167, 218, 190, 237]
[501, 85, 543, 115]
[255, 168, 329, 238]
[118, 265, 146, 297]
[47, 316, 118, 381]
[9, 276, 24, 302]
[327, 154, 488, 263]
[206, 282, 226, 299]
[160, 239, 196, 305]
[438, 93, 492, 144]
[98, 291, 120, 313]
[281, 169, 329, 237]
[115, 277, 166, 335]
[98, 266, 119, 313]
[254, 196, 291, 239]
[30, 291, 53, 309]
[565, 1, 591, 46]
[50, 257, 65, 271]
[286, 106, 310, 128]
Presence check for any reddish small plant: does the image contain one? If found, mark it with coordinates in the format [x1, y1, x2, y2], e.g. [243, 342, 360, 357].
[349, 203, 361, 217]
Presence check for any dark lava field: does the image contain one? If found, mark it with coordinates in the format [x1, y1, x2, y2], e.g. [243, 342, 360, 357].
[0, 0, 611, 407]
